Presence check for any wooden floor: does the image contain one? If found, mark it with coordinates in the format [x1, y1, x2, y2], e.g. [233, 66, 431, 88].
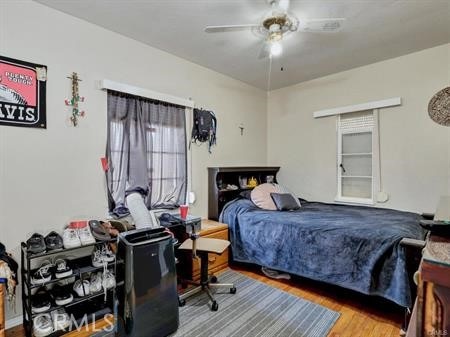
[6, 264, 403, 337]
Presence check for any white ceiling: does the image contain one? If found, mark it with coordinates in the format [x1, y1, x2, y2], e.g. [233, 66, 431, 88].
[35, 0, 450, 90]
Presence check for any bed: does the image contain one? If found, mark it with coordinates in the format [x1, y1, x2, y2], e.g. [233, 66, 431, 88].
[220, 197, 426, 307]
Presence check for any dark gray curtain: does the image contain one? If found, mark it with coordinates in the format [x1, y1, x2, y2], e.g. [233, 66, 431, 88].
[106, 90, 187, 216]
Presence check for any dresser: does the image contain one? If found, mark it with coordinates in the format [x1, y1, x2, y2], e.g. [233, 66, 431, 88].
[191, 220, 229, 281]
[407, 197, 450, 337]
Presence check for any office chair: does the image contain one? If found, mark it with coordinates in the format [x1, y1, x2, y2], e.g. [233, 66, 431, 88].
[178, 237, 236, 311]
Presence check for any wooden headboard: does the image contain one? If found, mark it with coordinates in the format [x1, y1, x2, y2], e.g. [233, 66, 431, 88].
[207, 166, 280, 220]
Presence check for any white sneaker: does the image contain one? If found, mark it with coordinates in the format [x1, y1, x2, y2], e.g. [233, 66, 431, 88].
[73, 279, 90, 297]
[51, 308, 71, 331]
[33, 314, 54, 337]
[89, 272, 103, 293]
[63, 228, 81, 249]
[101, 244, 115, 262]
[78, 226, 96, 245]
[92, 245, 115, 267]
[102, 270, 116, 290]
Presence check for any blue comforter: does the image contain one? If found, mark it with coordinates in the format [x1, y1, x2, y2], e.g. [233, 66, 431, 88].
[220, 198, 425, 307]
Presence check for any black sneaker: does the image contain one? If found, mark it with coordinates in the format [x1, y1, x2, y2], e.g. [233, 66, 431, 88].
[54, 258, 72, 279]
[44, 231, 63, 251]
[31, 260, 53, 285]
[31, 288, 52, 313]
[51, 284, 73, 306]
[27, 233, 46, 254]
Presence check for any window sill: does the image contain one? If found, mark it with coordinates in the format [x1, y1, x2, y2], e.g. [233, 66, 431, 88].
[334, 197, 375, 206]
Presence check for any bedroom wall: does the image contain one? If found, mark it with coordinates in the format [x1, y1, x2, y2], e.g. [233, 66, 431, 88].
[268, 43, 450, 213]
[0, 0, 267, 321]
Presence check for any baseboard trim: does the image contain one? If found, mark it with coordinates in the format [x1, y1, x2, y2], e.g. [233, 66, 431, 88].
[5, 315, 23, 329]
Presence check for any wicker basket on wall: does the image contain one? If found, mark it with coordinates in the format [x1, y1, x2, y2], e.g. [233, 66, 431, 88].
[428, 87, 450, 126]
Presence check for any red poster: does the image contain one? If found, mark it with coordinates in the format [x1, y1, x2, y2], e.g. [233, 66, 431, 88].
[0, 56, 47, 128]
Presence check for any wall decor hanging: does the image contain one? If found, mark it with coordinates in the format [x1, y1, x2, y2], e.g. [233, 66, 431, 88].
[0, 55, 47, 129]
[428, 87, 450, 127]
[65, 72, 85, 126]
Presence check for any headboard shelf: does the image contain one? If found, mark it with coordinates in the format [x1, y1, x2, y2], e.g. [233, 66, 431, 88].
[208, 166, 280, 220]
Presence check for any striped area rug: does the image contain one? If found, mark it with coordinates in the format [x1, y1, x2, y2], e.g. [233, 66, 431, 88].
[172, 269, 340, 337]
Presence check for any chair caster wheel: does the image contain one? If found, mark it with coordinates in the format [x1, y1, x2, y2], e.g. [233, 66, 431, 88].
[211, 301, 219, 311]
[210, 275, 218, 283]
[230, 287, 237, 294]
[178, 299, 186, 307]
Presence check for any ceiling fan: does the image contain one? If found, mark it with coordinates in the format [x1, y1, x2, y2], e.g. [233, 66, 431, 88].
[204, 0, 345, 59]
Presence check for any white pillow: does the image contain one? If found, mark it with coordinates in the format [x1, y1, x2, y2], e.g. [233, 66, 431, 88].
[250, 183, 279, 210]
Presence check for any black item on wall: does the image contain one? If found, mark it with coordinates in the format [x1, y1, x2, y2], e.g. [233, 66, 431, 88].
[208, 166, 280, 220]
[118, 228, 179, 337]
[191, 108, 217, 153]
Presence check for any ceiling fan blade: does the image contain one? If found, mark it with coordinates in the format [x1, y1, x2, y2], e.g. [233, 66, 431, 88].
[300, 18, 346, 32]
[204, 24, 259, 33]
[258, 42, 271, 59]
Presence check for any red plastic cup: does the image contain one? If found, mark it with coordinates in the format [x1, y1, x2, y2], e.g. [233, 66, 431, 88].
[179, 205, 189, 219]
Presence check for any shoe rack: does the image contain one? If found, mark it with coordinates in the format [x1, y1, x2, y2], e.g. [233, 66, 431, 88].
[20, 239, 121, 337]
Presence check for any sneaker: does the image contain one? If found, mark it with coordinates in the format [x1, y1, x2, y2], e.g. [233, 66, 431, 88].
[54, 258, 72, 279]
[89, 272, 103, 293]
[27, 233, 46, 254]
[44, 231, 63, 251]
[62, 228, 81, 249]
[31, 260, 53, 285]
[51, 284, 73, 306]
[73, 279, 90, 297]
[92, 245, 115, 268]
[102, 270, 116, 290]
[31, 288, 52, 313]
[33, 313, 54, 337]
[51, 308, 71, 331]
[78, 226, 96, 245]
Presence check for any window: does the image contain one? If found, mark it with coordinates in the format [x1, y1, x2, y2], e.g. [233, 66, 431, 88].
[106, 90, 187, 216]
[336, 110, 378, 205]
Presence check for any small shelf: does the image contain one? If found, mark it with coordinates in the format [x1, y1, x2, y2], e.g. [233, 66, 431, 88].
[341, 175, 372, 179]
[22, 238, 118, 259]
[25, 258, 123, 290]
[208, 166, 280, 220]
[26, 288, 115, 318]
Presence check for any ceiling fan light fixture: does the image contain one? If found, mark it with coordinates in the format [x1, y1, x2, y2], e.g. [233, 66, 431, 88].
[270, 41, 282, 57]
